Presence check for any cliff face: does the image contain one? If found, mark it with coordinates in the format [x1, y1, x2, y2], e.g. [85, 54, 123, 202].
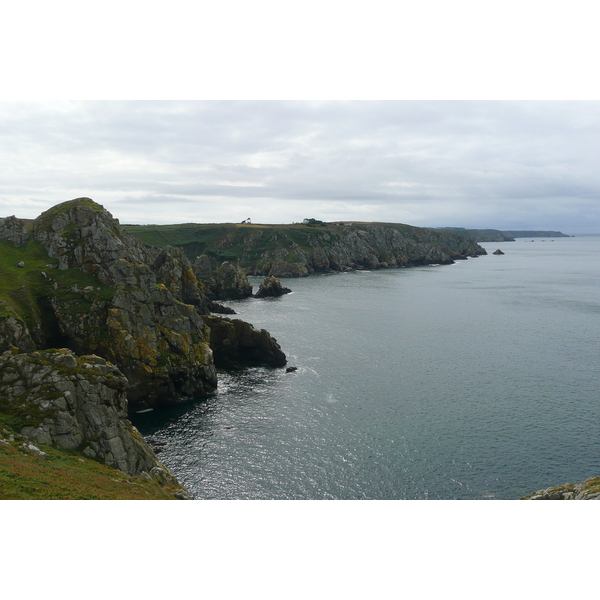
[26, 198, 218, 409]
[125, 221, 487, 277]
[0, 198, 290, 414]
[192, 255, 253, 300]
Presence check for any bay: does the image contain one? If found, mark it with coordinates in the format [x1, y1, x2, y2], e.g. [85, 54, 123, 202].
[133, 235, 600, 499]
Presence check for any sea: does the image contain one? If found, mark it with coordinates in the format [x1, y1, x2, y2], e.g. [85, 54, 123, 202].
[132, 235, 600, 500]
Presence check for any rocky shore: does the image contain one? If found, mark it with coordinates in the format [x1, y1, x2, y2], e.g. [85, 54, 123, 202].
[521, 476, 600, 500]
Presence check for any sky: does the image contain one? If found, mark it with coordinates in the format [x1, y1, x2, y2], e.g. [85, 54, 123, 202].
[1, 100, 599, 234]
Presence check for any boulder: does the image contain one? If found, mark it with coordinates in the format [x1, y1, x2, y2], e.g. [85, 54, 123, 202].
[254, 276, 292, 298]
[493, 249, 505, 255]
[201, 315, 286, 370]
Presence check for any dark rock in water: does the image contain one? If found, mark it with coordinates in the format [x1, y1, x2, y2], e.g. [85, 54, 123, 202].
[286, 366, 298, 373]
[254, 276, 292, 298]
[493, 249, 505, 255]
[208, 300, 236, 314]
[201, 315, 287, 370]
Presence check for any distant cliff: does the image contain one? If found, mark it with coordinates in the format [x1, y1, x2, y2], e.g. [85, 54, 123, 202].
[124, 221, 487, 277]
[436, 227, 570, 242]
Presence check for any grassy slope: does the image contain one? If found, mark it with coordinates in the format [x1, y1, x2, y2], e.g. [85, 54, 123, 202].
[0, 437, 178, 500]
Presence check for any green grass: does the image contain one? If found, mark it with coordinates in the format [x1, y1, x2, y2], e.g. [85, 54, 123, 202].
[0, 238, 115, 347]
[0, 437, 179, 500]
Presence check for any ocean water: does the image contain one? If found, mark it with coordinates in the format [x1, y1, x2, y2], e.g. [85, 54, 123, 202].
[133, 236, 600, 499]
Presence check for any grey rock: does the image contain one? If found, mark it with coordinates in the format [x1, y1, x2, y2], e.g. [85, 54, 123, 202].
[254, 276, 292, 298]
[193, 256, 253, 300]
[0, 215, 30, 246]
[522, 476, 600, 500]
[0, 349, 182, 486]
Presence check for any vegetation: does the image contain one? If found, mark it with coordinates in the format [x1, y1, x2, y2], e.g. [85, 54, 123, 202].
[0, 434, 179, 499]
[0, 238, 114, 348]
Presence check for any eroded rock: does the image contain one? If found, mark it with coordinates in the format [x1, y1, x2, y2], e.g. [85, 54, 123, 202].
[0, 349, 187, 492]
[254, 276, 292, 298]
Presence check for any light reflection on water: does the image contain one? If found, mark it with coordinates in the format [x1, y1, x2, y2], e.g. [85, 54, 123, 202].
[133, 236, 600, 499]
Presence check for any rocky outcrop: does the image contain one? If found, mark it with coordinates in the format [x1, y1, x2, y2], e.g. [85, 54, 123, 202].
[27, 198, 218, 410]
[0, 302, 36, 354]
[522, 476, 600, 500]
[153, 245, 210, 310]
[254, 276, 292, 298]
[201, 315, 287, 370]
[493, 249, 505, 255]
[0, 216, 30, 247]
[193, 256, 253, 300]
[32, 198, 150, 287]
[0, 198, 288, 412]
[0, 348, 191, 498]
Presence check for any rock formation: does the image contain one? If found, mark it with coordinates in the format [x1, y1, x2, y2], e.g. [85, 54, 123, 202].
[492, 249, 505, 255]
[0, 348, 191, 498]
[522, 476, 600, 500]
[201, 315, 287, 370]
[0, 198, 287, 410]
[254, 276, 292, 298]
[0, 216, 30, 247]
[193, 255, 253, 300]
[0, 302, 36, 354]
[0, 198, 292, 496]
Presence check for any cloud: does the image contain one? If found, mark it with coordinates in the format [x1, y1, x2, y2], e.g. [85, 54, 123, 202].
[1, 101, 600, 233]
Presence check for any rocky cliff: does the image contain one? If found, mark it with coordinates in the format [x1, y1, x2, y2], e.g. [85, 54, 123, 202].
[124, 220, 487, 277]
[25, 198, 219, 409]
[192, 255, 253, 300]
[0, 198, 289, 497]
[0, 198, 287, 410]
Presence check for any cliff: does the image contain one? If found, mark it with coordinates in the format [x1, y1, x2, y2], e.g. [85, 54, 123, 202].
[0, 198, 289, 497]
[124, 221, 487, 277]
[436, 227, 570, 242]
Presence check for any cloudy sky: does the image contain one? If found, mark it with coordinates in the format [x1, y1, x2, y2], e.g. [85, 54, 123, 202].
[1, 100, 599, 234]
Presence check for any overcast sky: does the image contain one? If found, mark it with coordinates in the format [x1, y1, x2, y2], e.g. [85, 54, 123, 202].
[1, 100, 599, 234]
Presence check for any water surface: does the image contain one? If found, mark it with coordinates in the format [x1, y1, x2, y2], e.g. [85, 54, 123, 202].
[134, 236, 600, 499]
